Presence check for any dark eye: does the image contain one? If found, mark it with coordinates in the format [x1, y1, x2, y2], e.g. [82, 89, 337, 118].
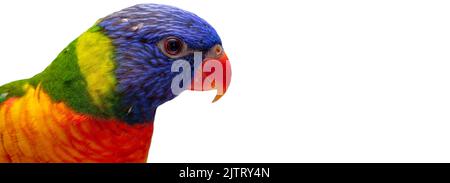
[164, 37, 183, 56]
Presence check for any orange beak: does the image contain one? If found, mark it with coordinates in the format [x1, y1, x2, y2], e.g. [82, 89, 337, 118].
[188, 52, 232, 103]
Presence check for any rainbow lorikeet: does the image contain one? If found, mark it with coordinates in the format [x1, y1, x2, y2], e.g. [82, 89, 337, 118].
[0, 4, 231, 163]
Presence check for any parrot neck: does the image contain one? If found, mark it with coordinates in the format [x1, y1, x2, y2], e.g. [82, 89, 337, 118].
[26, 26, 134, 123]
[27, 36, 121, 120]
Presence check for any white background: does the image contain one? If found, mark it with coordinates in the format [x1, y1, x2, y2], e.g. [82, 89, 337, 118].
[1, 0, 450, 162]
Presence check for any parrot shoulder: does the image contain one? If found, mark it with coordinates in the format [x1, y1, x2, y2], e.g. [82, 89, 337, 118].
[0, 79, 30, 104]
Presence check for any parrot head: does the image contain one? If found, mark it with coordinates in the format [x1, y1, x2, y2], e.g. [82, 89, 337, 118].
[91, 4, 231, 123]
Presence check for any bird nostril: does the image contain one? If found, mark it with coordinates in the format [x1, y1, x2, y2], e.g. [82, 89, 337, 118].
[215, 45, 223, 56]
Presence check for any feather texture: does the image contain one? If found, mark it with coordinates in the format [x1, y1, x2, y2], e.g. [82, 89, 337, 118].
[76, 27, 118, 112]
[0, 84, 153, 163]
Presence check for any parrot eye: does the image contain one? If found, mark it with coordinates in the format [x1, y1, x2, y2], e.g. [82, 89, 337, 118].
[158, 36, 189, 58]
[163, 37, 184, 56]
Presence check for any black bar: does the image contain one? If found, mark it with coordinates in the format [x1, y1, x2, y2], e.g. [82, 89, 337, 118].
[0, 163, 447, 181]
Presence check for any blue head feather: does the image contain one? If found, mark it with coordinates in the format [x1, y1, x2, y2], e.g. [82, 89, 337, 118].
[98, 4, 222, 124]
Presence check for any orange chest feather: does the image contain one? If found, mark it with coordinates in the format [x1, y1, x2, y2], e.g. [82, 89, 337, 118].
[0, 86, 154, 163]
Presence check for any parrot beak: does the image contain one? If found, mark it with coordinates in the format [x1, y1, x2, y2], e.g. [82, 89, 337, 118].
[188, 45, 231, 103]
[210, 53, 231, 103]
